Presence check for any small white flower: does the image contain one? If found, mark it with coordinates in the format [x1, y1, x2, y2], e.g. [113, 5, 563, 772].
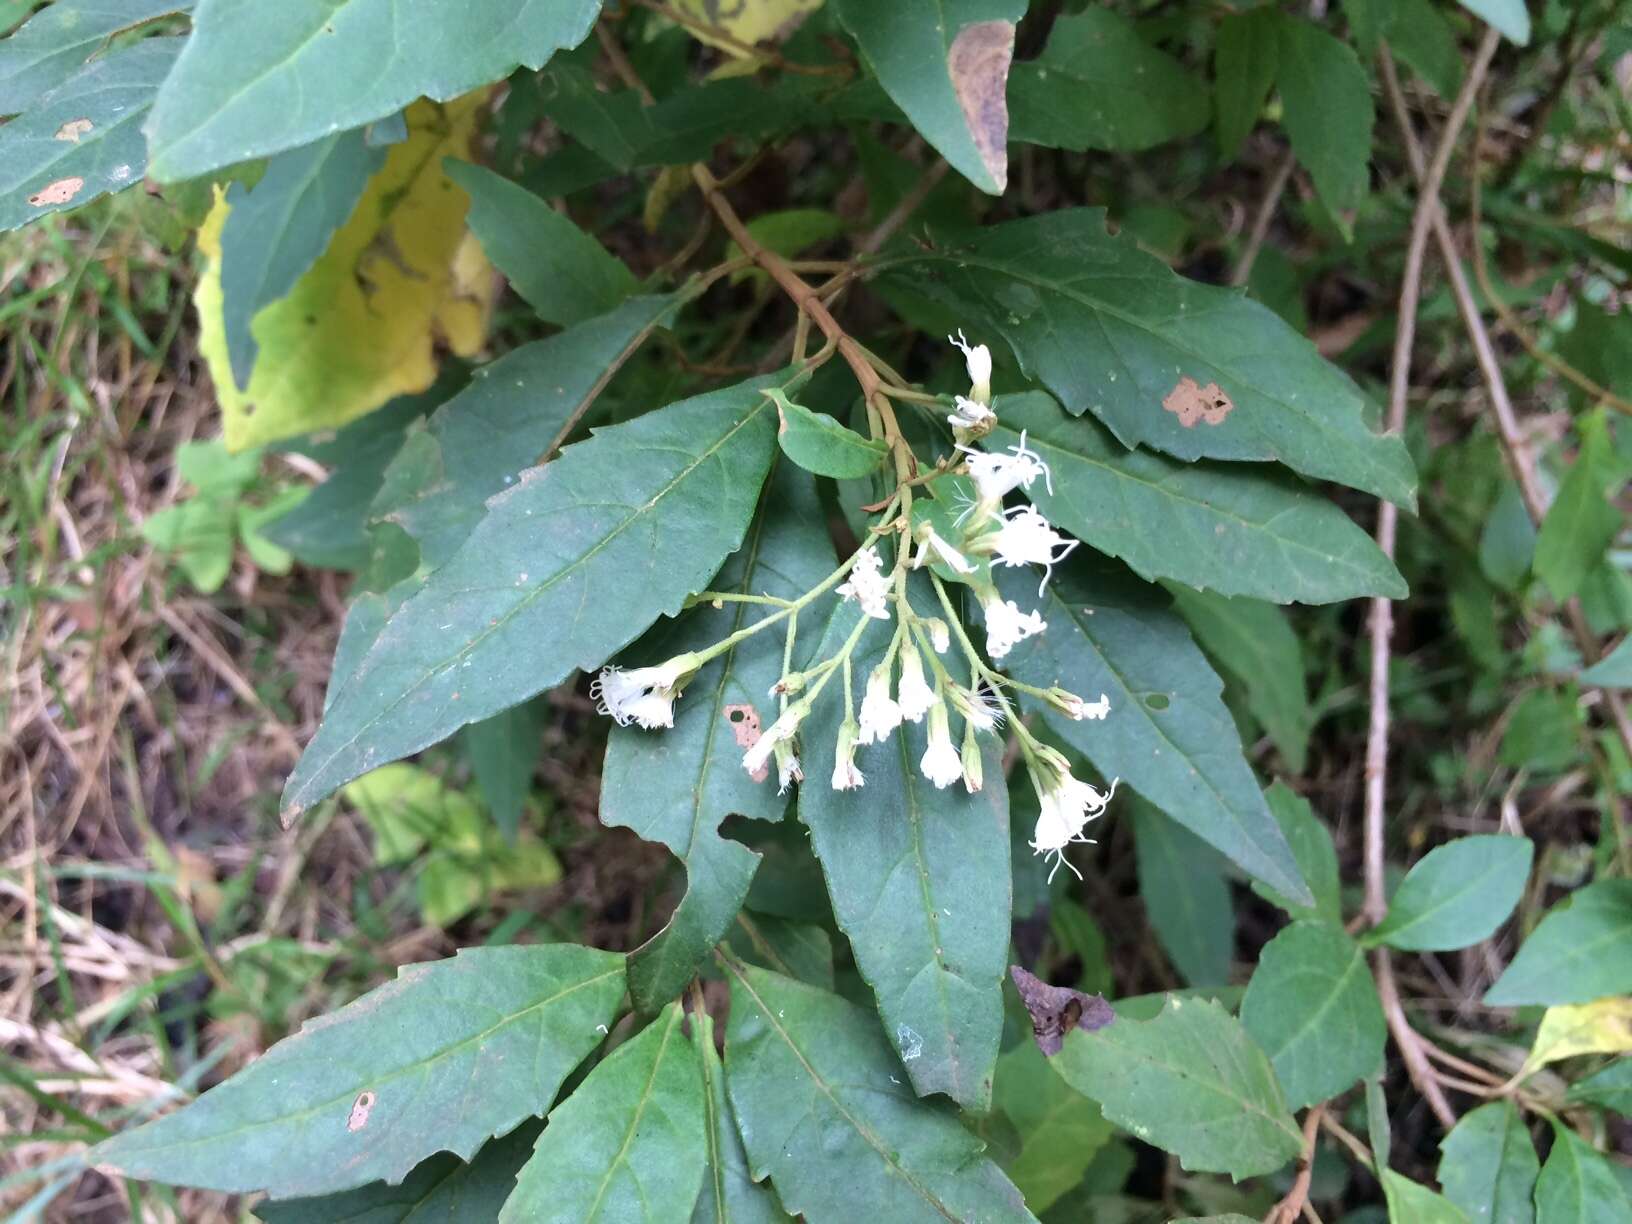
[959, 432, 1052, 503]
[776, 742, 803, 794]
[592, 655, 696, 729]
[980, 591, 1046, 660]
[743, 702, 803, 778]
[987, 505, 1077, 591]
[948, 329, 992, 403]
[912, 527, 975, 575]
[1030, 771, 1117, 882]
[858, 661, 903, 745]
[959, 721, 984, 793]
[920, 704, 963, 789]
[949, 683, 1004, 733]
[1066, 692, 1111, 721]
[836, 546, 892, 620]
[896, 643, 937, 723]
[948, 394, 996, 431]
[923, 618, 951, 654]
[832, 721, 864, 790]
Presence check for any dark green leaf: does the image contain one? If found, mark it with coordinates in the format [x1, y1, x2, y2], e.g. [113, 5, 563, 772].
[1253, 782, 1341, 923]
[0, 37, 179, 231]
[1565, 1060, 1632, 1115]
[772, 392, 888, 480]
[1241, 920, 1385, 1109]
[1213, 8, 1278, 158]
[502, 1004, 707, 1223]
[1478, 482, 1537, 592]
[1372, 0, 1463, 97]
[886, 211, 1415, 504]
[0, 0, 187, 114]
[600, 462, 835, 1012]
[1008, 8, 1206, 153]
[1052, 995, 1302, 1178]
[1130, 799, 1235, 988]
[1581, 637, 1632, 688]
[221, 129, 386, 387]
[462, 701, 543, 842]
[144, 0, 602, 180]
[1485, 880, 1632, 1006]
[1381, 1171, 1473, 1223]
[691, 1010, 791, 1224]
[1367, 836, 1533, 952]
[1000, 561, 1311, 903]
[723, 961, 1032, 1223]
[1532, 1124, 1632, 1223]
[257, 1121, 539, 1222]
[726, 911, 835, 992]
[1454, 0, 1530, 45]
[444, 159, 636, 326]
[1273, 17, 1374, 226]
[834, 0, 1023, 194]
[1536, 410, 1623, 602]
[282, 374, 779, 821]
[95, 945, 625, 1197]
[991, 394, 1405, 604]
[1437, 1100, 1538, 1224]
[993, 1036, 1112, 1214]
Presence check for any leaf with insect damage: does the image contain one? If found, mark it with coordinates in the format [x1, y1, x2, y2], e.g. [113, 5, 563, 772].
[1009, 965, 1114, 1057]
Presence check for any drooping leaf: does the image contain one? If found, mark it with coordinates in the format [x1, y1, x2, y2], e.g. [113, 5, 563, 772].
[885, 211, 1415, 505]
[502, 1004, 707, 1224]
[1565, 1060, 1632, 1115]
[723, 961, 1033, 1223]
[1240, 920, 1385, 1109]
[1007, 8, 1206, 153]
[1009, 965, 1115, 1057]
[1213, 8, 1278, 159]
[833, 0, 1023, 195]
[1436, 1100, 1538, 1224]
[1532, 1124, 1632, 1222]
[1051, 995, 1302, 1179]
[771, 390, 888, 480]
[1000, 560, 1311, 903]
[1168, 587, 1312, 772]
[195, 97, 493, 452]
[798, 596, 1012, 1110]
[1454, 0, 1530, 45]
[1581, 637, 1632, 688]
[444, 159, 637, 326]
[1381, 1171, 1473, 1224]
[1253, 782, 1342, 923]
[1273, 16, 1374, 228]
[690, 1010, 791, 1224]
[1367, 836, 1533, 952]
[0, 0, 187, 114]
[993, 1036, 1113, 1214]
[461, 700, 544, 842]
[219, 128, 386, 388]
[281, 376, 780, 821]
[600, 462, 836, 1013]
[1485, 880, 1632, 1006]
[990, 395, 1405, 605]
[143, 0, 603, 180]
[1130, 799, 1235, 988]
[1523, 998, 1632, 1074]
[257, 1121, 540, 1222]
[1535, 410, 1624, 602]
[0, 37, 179, 232]
[94, 945, 626, 1198]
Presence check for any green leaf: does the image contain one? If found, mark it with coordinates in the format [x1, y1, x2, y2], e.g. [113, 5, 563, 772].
[1581, 637, 1632, 688]
[1365, 0, 1462, 97]
[691, 1010, 791, 1224]
[1130, 799, 1235, 988]
[0, 37, 179, 232]
[1382, 1171, 1473, 1224]
[723, 961, 1033, 1223]
[1479, 481, 1537, 592]
[220, 128, 386, 388]
[502, 1004, 707, 1223]
[1485, 880, 1632, 1006]
[600, 462, 836, 1013]
[1241, 920, 1385, 1109]
[1168, 587, 1312, 772]
[282, 375, 779, 820]
[993, 1036, 1113, 1214]
[833, 0, 1023, 195]
[1213, 8, 1279, 158]
[0, 0, 187, 114]
[462, 700, 544, 842]
[141, 497, 236, 593]
[1000, 560, 1311, 904]
[1454, 0, 1530, 45]
[1367, 836, 1534, 952]
[94, 945, 626, 1198]
[798, 597, 1012, 1110]
[444, 159, 636, 326]
[143, 0, 602, 181]
[885, 211, 1416, 505]
[1436, 1100, 1539, 1224]
[991, 394, 1405, 605]
[1532, 1124, 1632, 1223]
[1536, 410, 1624, 602]
[772, 391, 888, 480]
[727, 911, 836, 991]
[1273, 16, 1375, 227]
[1051, 995, 1302, 1179]
[1007, 8, 1207, 154]
[1566, 1060, 1632, 1115]
[257, 1121, 540, 1222]
[1254, 782, 1342, 923]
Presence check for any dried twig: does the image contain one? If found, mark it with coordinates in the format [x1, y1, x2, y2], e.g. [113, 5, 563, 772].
[1233, 149, 1297, 286]
[1266, 1103, 1327, 1224]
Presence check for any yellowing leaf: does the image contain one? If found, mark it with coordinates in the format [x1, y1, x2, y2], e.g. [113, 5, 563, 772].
[1524, 998, 1632, 1074]
[196, 96, 494, 451]
[670, 0, 823, 57]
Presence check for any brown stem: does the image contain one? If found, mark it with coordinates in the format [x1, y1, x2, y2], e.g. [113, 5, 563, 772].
[1266, 1104, 1327, 1224]
[1374, 948, 1459, 1128]
[1232, 149, 1297, 286]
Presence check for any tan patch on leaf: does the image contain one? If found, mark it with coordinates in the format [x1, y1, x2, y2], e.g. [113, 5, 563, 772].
[1162, 376, 1235, 427]
[724, 704, 768, 781]
[948, 21, 1014, 192]
[347, 1090, 377, 1132]
[28, 177, 85, 208]
[55, 118, 93, 142]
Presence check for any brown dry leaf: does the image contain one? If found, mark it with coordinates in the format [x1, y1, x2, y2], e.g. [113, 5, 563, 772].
[949, 21, 1015, 194]
[1010, 964, 1114, 1056]
[28, 176, 84, 207]
[1162, 375, 1235, 428]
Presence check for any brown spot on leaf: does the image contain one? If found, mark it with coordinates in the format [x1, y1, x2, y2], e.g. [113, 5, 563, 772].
[347, 1090, 376, 1132]
[724, 704, 767, 780]
[28, 177, 85, 208]
[948, 21, 1014, 192]
[1162, 376, 1235, 428]
[55, 118, 93, 142]
[1010, 965, 1114, 1056]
